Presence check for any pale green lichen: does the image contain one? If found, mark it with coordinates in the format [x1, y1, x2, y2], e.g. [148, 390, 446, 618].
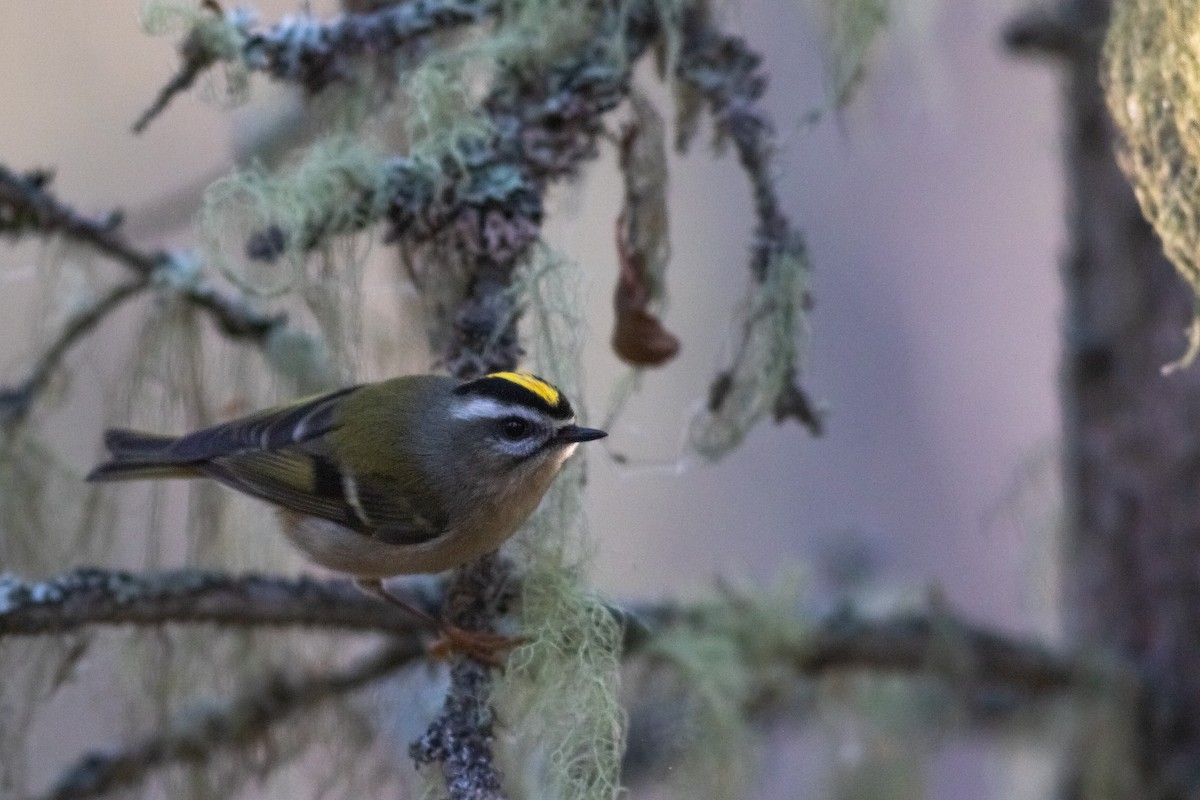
[1104, 0, 1200, 371]
[497, 471, 625, 800]
[141, 0, 252, 106]
[0, 634, 91, 796]
[0, 429, 112, 577]
[401, 55, 497, 172]
[492, 245, 625, 800]
[140, 0, 245, 56]
[637, 577, 812, 799]
[201, 137, 392, 299]
[803, 0, 888, 109]
[689, 249, 812, 459]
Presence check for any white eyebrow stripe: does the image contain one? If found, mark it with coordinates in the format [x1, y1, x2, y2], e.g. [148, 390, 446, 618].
[450, 396, 550, 423]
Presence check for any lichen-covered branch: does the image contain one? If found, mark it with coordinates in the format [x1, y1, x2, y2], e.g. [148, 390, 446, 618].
[0, 568, 1083, 704]
[3, 565, 1090, 798]
[37, 639, 422, 800]
[134, 0, 501, 133]
[409, 552, 515, 800]
[677, 11, 824, 438]
[0, 560, 1097, 798]
[118, 1, 823, 796]
[0, 276, 149, 426]
[622, 604, 1080, 701]
[0, 568, 435, 638]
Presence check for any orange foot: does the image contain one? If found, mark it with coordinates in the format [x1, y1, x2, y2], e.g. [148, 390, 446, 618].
[428, 624, 528, 669]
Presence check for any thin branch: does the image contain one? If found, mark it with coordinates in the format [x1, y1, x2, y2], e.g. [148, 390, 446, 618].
[1002, 8, 1088, 60]
[677, 11, 823, 436]
[0, 568, 435, 638]
[0, 166, 157, 273]
[38, 639, 422, 800]
[131, 24, 221, 135]
[134, 0, 500, 132]
[620, 604, 1079, 701]
[0, 276, 150, 426]
[0, 165, 285, 420]
[0, 166, 281, 338]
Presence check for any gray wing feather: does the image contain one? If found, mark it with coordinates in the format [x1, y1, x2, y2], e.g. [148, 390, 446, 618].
[168, 386, 359, 461]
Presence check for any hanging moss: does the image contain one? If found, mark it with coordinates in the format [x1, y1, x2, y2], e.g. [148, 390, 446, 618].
[491, 245, 625, 800]
[201, 137, 393, 298]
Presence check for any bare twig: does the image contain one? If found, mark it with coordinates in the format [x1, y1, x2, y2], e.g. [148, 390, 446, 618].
[38, 639, 422, 800]
[1002, 8, 1089, 59]
[134, 0, 500, 133]
[0, 165, 284, 421]
[0, 276, 150, 426]
[0, 568, 435, 638]
[0, 166, 157, 273]
[0, 165, 281, 338]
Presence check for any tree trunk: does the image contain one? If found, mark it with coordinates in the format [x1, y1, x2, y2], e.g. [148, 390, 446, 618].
[1053, 0, 1200, 795]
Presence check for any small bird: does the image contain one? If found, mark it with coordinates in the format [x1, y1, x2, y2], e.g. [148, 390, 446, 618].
[88, 371, 606, 661]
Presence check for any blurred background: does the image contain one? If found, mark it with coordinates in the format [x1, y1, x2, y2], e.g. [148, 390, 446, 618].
[0, 0, 1064, 796]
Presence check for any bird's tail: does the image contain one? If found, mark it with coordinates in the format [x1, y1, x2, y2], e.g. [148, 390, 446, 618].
[86, 429, 201, 481]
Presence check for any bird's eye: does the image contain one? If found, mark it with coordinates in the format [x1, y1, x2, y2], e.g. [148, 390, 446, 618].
[500, 417, 531, 440]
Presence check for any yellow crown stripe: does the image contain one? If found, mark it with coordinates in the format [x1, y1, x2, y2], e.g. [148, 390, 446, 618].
[487, 371, 561, 406]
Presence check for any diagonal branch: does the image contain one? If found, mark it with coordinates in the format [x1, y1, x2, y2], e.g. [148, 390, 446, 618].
[37, 639, 422, 800]
[677, 12, 823, 437]
[0, 166, 158, 272]
[0, 276, 149, 426]
[0, 165, 284, 421]
[0, 166, 281, 337]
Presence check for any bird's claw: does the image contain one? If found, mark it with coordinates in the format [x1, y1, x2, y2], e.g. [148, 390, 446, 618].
[428, 625, 528, 669]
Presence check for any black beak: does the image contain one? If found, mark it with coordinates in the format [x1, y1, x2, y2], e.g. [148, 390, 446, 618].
[556, 425, 607, 443]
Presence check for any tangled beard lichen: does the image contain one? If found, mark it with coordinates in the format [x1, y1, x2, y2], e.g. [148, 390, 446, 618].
[495, 473, 625, 800]
[200, 137, 390, 300]
[1104, 0, 1200, 371]
[489, 246, 625, 800]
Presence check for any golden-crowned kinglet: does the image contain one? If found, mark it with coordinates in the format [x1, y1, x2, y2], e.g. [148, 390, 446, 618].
[88, 372, 605, 658]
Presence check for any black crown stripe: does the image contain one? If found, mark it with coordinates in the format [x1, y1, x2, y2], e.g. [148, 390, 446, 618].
[454, 374, 574, 420]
